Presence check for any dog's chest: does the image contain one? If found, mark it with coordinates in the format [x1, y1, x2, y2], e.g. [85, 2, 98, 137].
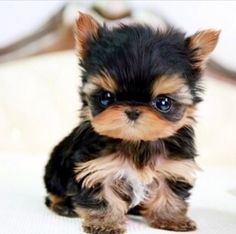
[114, 165, 152, 208]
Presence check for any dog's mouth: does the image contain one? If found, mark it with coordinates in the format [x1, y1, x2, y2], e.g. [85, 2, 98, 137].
[91, 105, 193, 141]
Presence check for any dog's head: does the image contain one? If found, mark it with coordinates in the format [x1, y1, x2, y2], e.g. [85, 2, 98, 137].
[74, 13, 219, 141]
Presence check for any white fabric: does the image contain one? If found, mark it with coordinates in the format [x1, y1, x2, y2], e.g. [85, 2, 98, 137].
[1, 152, 236, 234]
[0, 1, 65, 48]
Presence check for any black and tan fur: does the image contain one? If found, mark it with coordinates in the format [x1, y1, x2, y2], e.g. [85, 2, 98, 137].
[44, 12, 219, 234]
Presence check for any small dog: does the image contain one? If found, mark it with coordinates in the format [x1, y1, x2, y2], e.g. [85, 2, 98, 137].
[44, 12, 219, 234]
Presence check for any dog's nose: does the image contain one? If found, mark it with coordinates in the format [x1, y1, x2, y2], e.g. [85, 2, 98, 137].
[125, 109, 141, 120]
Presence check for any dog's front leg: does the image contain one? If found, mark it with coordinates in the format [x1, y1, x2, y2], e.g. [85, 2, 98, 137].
[76, 205, 127, 234]
[74, 178, 128, 234]
[142, 178, 196, 232]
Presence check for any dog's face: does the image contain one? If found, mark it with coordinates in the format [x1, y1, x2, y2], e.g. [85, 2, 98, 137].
[74, 13, 219, 141]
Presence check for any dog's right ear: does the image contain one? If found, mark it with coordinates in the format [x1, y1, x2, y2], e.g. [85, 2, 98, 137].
[74, 12, 100, 60]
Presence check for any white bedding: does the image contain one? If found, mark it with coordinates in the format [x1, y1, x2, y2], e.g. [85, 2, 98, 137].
[1, 153, 235, 234]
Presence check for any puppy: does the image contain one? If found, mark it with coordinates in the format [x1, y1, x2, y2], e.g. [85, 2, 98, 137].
[44, 12, 219, 234]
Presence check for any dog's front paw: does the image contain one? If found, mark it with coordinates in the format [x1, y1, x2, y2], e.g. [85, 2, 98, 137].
[83, 224, 126, 234]
[150, 217, 197, 232]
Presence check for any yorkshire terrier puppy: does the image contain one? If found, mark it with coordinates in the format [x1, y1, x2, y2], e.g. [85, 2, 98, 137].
[44, 13, 219, 234]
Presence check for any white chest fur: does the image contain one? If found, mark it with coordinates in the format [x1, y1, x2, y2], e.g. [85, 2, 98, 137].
[75, 153, 198, 209]
[114, 166, 150, 208]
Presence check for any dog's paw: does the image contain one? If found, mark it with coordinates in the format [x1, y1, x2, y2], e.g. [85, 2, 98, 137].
[45, 196, 78, 218]
[83, 224, 126, 234]
[150, 217, 197, 232]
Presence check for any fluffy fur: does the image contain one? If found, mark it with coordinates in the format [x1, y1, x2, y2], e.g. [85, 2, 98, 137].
[44, 12, 219, 234]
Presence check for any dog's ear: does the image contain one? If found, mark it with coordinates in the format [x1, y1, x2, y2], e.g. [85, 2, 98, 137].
[74, 12, 100, 60]
[186, 30, 220, 69]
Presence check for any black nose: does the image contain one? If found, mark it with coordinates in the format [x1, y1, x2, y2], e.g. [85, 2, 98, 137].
[125, 109, 141, 120]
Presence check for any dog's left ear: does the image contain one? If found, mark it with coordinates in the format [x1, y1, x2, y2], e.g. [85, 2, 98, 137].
[74, 12, 100, 60]
[186, 30, 220, 69]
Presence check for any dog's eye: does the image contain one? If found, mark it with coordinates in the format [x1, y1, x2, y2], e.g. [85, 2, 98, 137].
[153, 96, 172, 112]
[100, 91, 115, 106]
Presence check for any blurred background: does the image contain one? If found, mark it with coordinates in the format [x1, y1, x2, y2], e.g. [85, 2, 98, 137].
[0, 2, 236, 234]
[0, 0, 236, 166]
